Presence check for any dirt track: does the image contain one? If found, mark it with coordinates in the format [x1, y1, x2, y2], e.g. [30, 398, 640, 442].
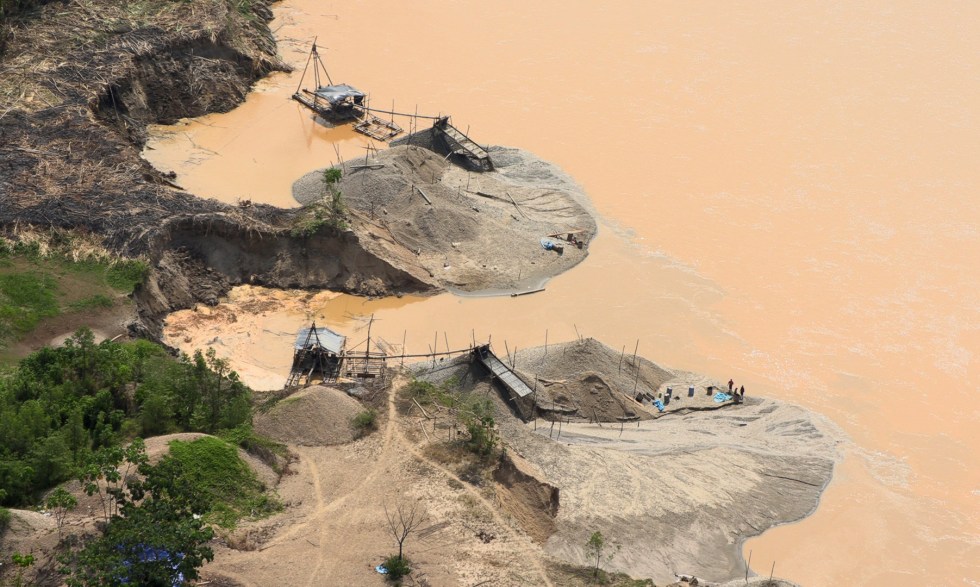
[203, 376, 555, 586]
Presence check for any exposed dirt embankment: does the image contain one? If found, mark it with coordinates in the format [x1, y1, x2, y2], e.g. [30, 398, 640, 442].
[133, 213, 435, 338]
[0, 0, 443, 341]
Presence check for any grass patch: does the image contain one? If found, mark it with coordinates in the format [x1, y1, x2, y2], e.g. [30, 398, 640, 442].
[0, 245, 146, 350]
[68, 293, 114, 311]
[165, 437, 282, 528]
[0, 272, 59, 337]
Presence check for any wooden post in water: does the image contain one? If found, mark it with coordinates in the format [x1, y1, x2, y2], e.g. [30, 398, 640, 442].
[769, 561, 775, 583]
[504, 340, 512, 365]
[632, 339, 639, 369]
[745, 549, 752, 584]
[401, 330, 407, 368]
[444, 332, 450, 355]
[574, 324, 581, 340]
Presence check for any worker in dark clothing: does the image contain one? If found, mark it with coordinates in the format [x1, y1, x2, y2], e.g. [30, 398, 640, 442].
[740, 385, 745, 398]
[728, 379, 734, 392]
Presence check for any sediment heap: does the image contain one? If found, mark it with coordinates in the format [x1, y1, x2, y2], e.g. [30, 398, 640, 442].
[293, 143, 598, 293]
[416, 338, 842, 585]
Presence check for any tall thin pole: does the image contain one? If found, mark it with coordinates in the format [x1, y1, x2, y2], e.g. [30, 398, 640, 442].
[401, 330, 407, 368]
[769, 561, 775, 583]
[745, 549, 752, 584]
[632, 339, 639, 369]
[618, 345, 625, 373]
[444, 332, 450, 355]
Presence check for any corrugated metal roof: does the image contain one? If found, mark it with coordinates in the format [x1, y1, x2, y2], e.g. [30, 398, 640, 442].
[314, 84, 365, 106]
[294, 326, 346, 354]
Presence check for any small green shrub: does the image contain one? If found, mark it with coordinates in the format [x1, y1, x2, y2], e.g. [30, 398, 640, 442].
[382, 554, 411, 581]
[351, 409, 377, 437]
[323, 167, 343, 184]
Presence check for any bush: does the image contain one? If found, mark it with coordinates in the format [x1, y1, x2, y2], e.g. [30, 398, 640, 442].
[351, 409, 377, 437]
[323, 167, 343, 184]
[382, 554, 411, 581]
[0, 506, 10, 534]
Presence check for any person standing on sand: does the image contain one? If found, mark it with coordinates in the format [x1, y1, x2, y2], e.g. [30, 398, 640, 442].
[740, 385, 745, 398]
[728, 379, 734, 392]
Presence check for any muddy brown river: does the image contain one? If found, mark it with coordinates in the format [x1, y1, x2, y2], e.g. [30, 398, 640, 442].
[145, 1, 980, 584]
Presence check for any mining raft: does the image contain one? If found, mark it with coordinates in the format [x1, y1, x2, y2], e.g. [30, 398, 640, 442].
[292, 42, 495, 173]
[291, 41, 403, 141]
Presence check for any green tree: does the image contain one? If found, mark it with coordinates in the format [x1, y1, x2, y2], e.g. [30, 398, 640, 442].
[78, 440, 147, 523]
[65, 455, 213, 587]
[586, 531, 606, 579]
[45, 487, 77, 539]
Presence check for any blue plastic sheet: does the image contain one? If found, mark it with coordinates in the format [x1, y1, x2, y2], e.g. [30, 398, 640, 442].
[713, 392, 732, 403]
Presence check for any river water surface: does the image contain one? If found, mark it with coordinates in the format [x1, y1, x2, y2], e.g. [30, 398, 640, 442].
[145, 1, 980, 584]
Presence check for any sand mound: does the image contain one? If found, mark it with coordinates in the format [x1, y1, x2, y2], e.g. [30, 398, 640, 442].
[292, 144, 597, 293]
[254, 385, 364, 446]
[511, 338, 676, 421]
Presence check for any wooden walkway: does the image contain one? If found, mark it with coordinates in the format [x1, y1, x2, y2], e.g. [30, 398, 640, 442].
[434, 118, 494, 171]
[474, 345, 533, 398]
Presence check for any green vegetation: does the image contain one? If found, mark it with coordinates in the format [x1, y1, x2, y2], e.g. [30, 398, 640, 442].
[290, 191, 349, 237]
[0, 330, 251, 506]
[351, 408, 377, 437]
[0, 237, 149, 351]
[382, 500, 428, 582]
[408, 377, 498, 458]
[45, 486, 78, 538]
[585, 530, 621, 581]
[290, 170, 348, 237]
[219, 423, 289, 474]
[68, 294, 115, 311]
[323, 167, 343, 184]
[0, 272, 59, 337]
[63, 442, 214, 587]
[104, 260, 149, 292]
[166, 436, 280, 528]
[381, 554, 411, 581]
